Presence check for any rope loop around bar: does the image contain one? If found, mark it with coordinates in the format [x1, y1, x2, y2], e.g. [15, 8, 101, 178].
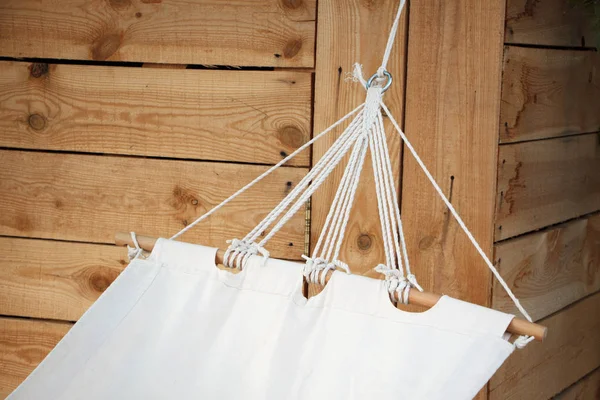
[223, 239, 270, 270]
[127, 232, 143, 261]
[375, 264, 421, 305]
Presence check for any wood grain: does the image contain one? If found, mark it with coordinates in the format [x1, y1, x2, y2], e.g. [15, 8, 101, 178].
[553, 367, 600, 400]
[494, 214, 600, 321]
[0, 61, 312, 166]
[402, 0, 505, 308]
[501, 47, 600, 143]
[495, 134, 600, 241]
[0, 150, 307, 259]
[0, 317, 71, 398]
[310, 0, 405, 280]
[490, 292, 600, 400]
[0, 0, 316, 68]
[505, 0, 596, 48]
[0, 237, 127, 321]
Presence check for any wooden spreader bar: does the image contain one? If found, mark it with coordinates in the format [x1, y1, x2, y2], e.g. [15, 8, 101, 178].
[115, 232, 547, 342]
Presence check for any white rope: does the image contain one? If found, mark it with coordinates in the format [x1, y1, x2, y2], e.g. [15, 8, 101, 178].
[370, 109, 400, 271]
[330, 137, 369, 263]
[169, 103, 364, 241]
[368, 116, 395, 269]
[375, 264, 411, 304]
[244, 112, 365, 246]
[303, 133, 368, 283]
[127, 232, 143, 261]
[313, 132, 366, 261]
[319, 87, 381, 264]
[222, 110, 365, 270]
[375, 112, 413, 277]
[258, 121, 363, 248]
[311, 139, 360, 258]
[378, 0, 406, 77]
[380, 101, 534, 343]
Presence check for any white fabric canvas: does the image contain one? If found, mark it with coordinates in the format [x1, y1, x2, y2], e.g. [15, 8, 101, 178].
[9, 239, 516, 400]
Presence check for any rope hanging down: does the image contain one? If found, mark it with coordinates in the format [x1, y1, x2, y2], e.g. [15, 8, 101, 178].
[167, 0, 534, 348]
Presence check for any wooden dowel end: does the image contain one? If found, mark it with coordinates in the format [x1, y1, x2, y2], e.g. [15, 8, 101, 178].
[115, 232, 547, 342]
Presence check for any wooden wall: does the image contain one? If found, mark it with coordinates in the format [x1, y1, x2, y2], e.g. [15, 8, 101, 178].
[1, 0, 598, 399]
[0, 0, 316, 396]
[491, 1, 600, 399]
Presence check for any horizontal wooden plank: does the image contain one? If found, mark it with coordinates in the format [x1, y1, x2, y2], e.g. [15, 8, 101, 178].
[0, 61, 312, 166]
[505, 0, 596, 47]
[490, 292, 600, 400]
[501, 47, 600, 143]
[494, 214, 600, 321]
[0, 237, 127, 322]
[0, 150, 307, 259]
[0, 0, 316, 67]
[0, 317, 72, 398]
[553, 367, 600, 400]
[495, 134, 600, 240]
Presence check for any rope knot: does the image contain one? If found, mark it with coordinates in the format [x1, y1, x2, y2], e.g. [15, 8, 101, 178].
[302, 257, 350, 285]
[247, 242, 270, 267]
[352, 63, 367, 89]
[224, 239, 269, 269]
[333, 259, 350, 274]
[514, 335, 534, 349]
[375, 264, 413, 304]
[406, 273, 424, 292]
[127, 232, 143, 261]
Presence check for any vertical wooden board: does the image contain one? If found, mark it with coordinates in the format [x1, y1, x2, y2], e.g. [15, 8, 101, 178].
[505, 0, 596, 48]
[493, 214, 600, 321]
[0, 318, 71, 398]
[0, 0, 316, 68]
[310, 0, 405, 277]
[501, 47, 600, 143]
[0, 237, 127, 322]
[553, 368, 600, 400]
[0, 62, 312, 166]
[402, 0, 505, 307]
[0, 150, 307, 259]
[495, 134, 600, 241]
[490, 292, 600, 400]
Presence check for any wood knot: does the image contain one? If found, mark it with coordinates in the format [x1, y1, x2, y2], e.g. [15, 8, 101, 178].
[29, 63, 49, 78]
[278, 125, 305, 149]
[28, 114, 46, 131]
[283, 39, 302, 59]
[360, 0, 379, 9]
[108, 0, 131, 10]
[418, 235, 435, 250]
[91, 33, 122, 61]
[281, 0, 303, 9]
[89, 271, 114, 293]
[16, 348, 46, 364]
[357, 234, 372, 250]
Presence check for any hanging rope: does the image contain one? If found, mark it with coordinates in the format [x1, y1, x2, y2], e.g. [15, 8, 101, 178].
[164, 0, 534, 347]
[380, 101, 534, 347]
[378, 0, 406, 78]
[170, 104, 364, 241]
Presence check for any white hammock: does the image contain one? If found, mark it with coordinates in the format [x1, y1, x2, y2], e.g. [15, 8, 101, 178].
[10, 239, 515, 400]
[8, 1, 543, 399]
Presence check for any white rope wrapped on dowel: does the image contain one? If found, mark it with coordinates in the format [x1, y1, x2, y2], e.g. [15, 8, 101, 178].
[115, 232, 547, 342]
